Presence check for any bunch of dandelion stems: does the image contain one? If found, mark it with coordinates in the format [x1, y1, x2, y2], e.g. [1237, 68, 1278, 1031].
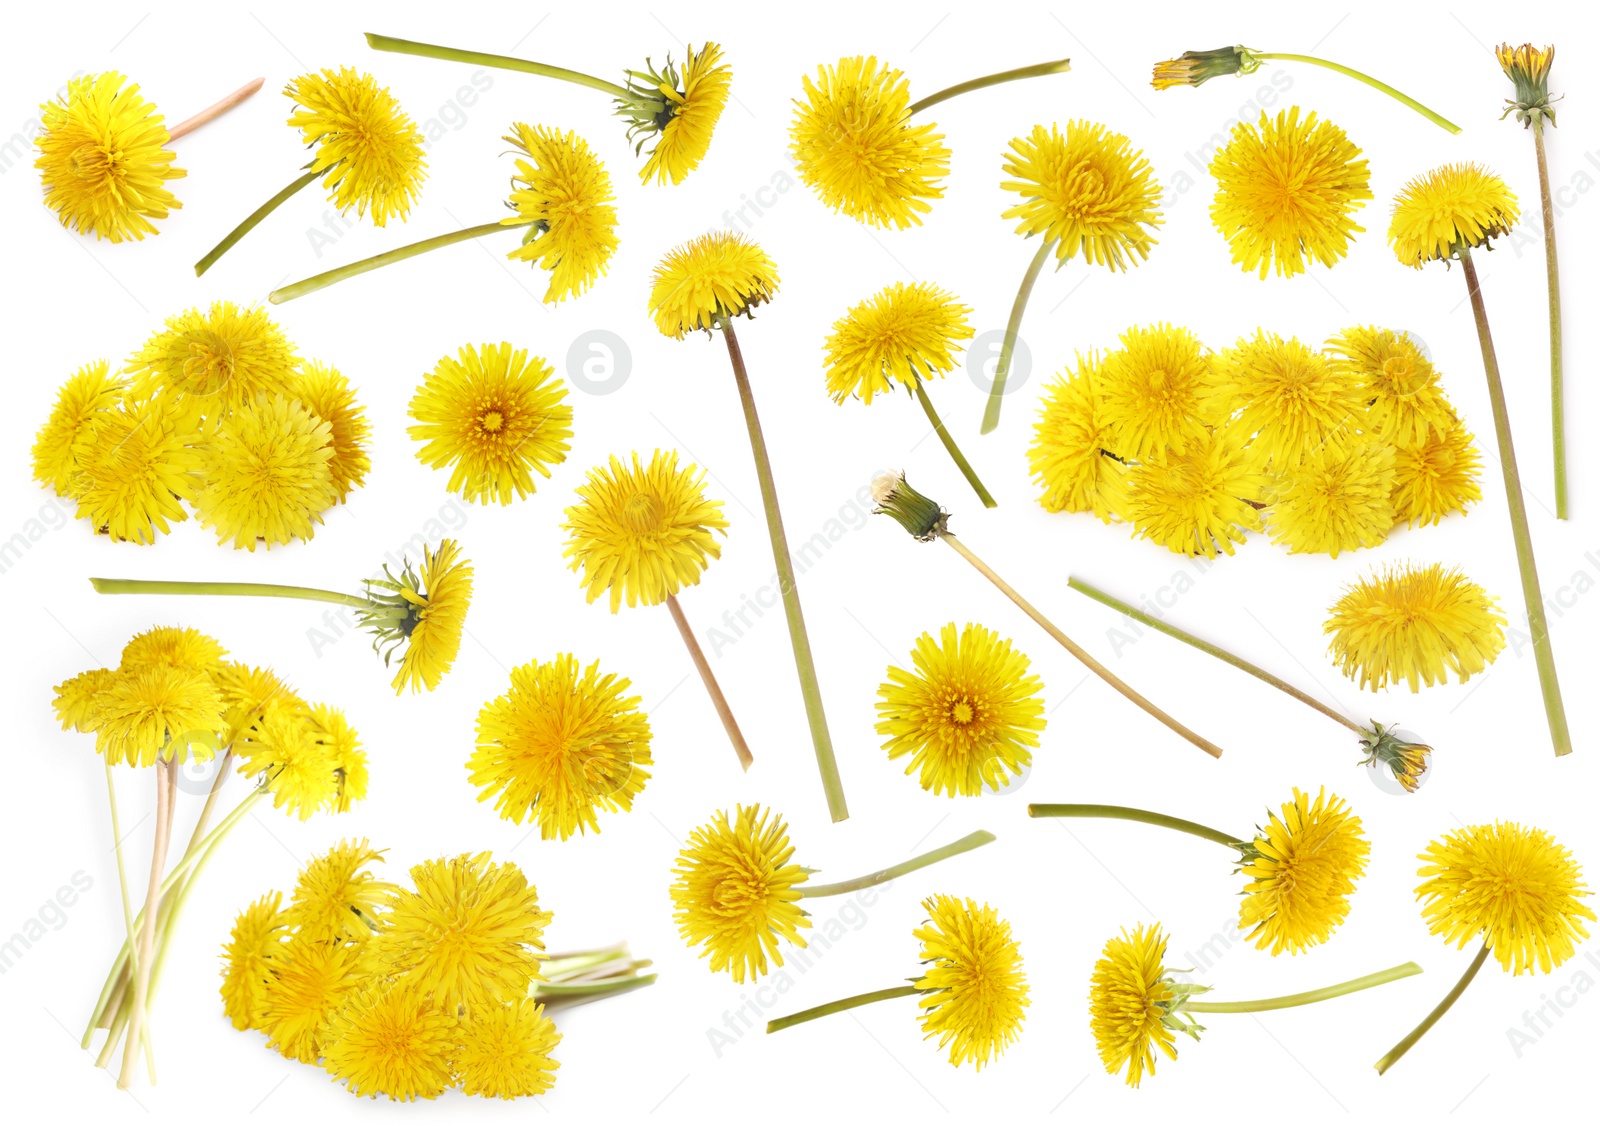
[1457, 248, 1571, 756]
[533, 943, 659, 1009]
[1374, 942, 1490, 1075]
[1235, 51, 1459, 133]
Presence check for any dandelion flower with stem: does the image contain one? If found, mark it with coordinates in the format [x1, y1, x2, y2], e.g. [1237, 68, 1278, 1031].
[1067, 575, 1433, 791]
[1089, 921, 1420, 1087]
[648, 231, 845, 819]
[1324, 325, 1455, 449]
[769, 894, 1030, 1070]
[1391, 415, 1482, 527]
[1122, 423, 1268, 559]
[791, 54, 1072, 230]
[1151, 44, 1459, 132]
[1497, 44, 1567, 517]
[407, 342, 573, 505]
[873, 472, 1223, 759]
[986, 122, 1164, 433]
[269, 123, 617, 305]
[31, 359, 124, 494]
[1268, 440, 1396, 557]
[1207, 331, 1366, 467]
[367, 32, 731, 186]
[1325, 562, 1507, 692]
[193, 393, 338, 551]
[1027, 353, 1128, 522]
[196, 68, 426, 275]
[670, 804, 996, 982]
[823, 281, 993, 506]
[876, 622, 1046, 797]
[1033, 786, 1370, 954]
[1375, 822, 1593, 1074]
[36, 72, 262, 243]
[89, 538, 475, 695]
[468, 654, 653, 841]
[562, 450, 749, 770]
[1207, 107, 1371, 277]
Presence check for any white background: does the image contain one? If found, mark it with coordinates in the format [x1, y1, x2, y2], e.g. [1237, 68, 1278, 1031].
[2, 2, 1596, 1123]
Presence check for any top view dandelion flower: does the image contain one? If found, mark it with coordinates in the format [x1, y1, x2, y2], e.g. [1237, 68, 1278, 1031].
[193, 393, 338, 551]
[1087, 322, 1216, 463]
[1208, 331, 1366, 467]
[1324, 326, 1455, 449]
[126, 301, 301, 414]
[321, 980, 456, 1101]
[454, 998, 563, 1099]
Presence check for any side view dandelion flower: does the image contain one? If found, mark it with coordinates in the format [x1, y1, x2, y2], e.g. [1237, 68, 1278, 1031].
[1151, 44, 1460, 132]
[219, 892, 289, 1031]
[261, 935, 371, 1063]
[1088, 921, 1419, 1087]
[1096, 323, 1220, 462]
[282, 838, 392, 942]
[197, 68, 426, 275]
[31, 359, 124, 493]
[1376, 822, 1593, 1073]
[671, 804, 996, 982]
[1325, 562, 1507, 692]
[321, 981, 456, 1101]
[288, 362, 372, 502]
[70, 394, 202, 545]
[768, 894, 1030, 1071]
[1027, 354, 1128, 522]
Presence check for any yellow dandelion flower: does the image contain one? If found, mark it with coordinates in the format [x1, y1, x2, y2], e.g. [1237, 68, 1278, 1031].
[1001, 121, 1163, 269]
[455, 999, 562, 1099]
[913, 895, 1029, 1069]
[670, 805, 810, 982]
[789, 56, 950, 230]
[1125, 424, 1267, 558]
[1417, 822, 1594, 975]
[561, 451, 727, 611]
[469, 654, 653, 840]
[92, 665, 224, 768]
[220, 891, 290, 1031]
[1028, 354, 1129, 521]
[35, 72, 183, 242]
[71, 394, 201, 544]
[262, 935, 373, 1063]
[288, 362, 371, 502]
[119, 625, 227, 675]
[407, 342, 572, 505]
[367, 538, 473, 694]
[501, 124, 619, 303]
[1209, 332, 1366, 466]
[309, 704, 368, 813]
[1088, 923, 1185, 1087]
[1388, 163, 1519, 268]
[1325, 563, 1507, 691]
[31, 359, 124, 495]
[126, 301, 300, 412]
[235, 698, 340, 818]
[284, 839, 393, 943]
[195, 393, 337, 551]
[822, 282, 973, 405]
[1238, 788, 1371, 956]
[322, 981, 455, 1101]
[876, 623, 1045, 798]
[633, 43, 731, 186]
[1393, 415, 1482, 526]
[648, 231, 780, 339]
[377, 852, 552, 1010]
[53, 668, 117, 733]
[286, 67, 426, 226]
[1208, 108, 1371, 278]
[1324, 326, 1456, 448]
[1269, 440, 1396, 557]
[212, 661, 296, 745]
[1096, 323, 1222, 461]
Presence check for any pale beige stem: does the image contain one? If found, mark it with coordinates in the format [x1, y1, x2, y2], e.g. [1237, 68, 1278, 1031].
[666, 595, 754, 771]
[166, 78, 265, 142]
[118, 760, 174, 1088]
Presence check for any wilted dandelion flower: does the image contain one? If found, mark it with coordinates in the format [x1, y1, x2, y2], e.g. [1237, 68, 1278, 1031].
[1096, 324, 1221, 461]
[286, 67, 427, 226]
[31, 359, 124, 494]
[1208, 331, 1365, 466]
[1124, 424, 1267, 558]
[1238, 787, 1371, 955]
[1028, 354, 1128, 521]
[1268, 440, 1396, 557]
[1325, 563, 1507, 691]
[1388, 163, 1519, 268]
[1392, 416, 1482, 526]
[219, 891, 289, 1031]
[1325, 326, 1455, 448]
[321, 980, 455, 1102]
[195, 393, 337, 551]
[913, 895, 1030, 1069]
[501, 124, 619, 303]
[648, 230, 779, 339]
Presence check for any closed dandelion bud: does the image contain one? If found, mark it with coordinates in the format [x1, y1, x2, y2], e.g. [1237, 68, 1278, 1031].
[871, 471, 948, 540]
[1151, 46, 1251, 89]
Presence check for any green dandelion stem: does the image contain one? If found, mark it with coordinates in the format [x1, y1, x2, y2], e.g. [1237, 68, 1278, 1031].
[1250, 53, 1460, 133]
[767, 986, 921, 1034]
[365, 32, 634, 100]
[980, 237, 1053, 434]
[533, 974, 659, 1005]
[799, 830, 997, 898]
[1027, 803, 1242, 848]
[93, 763, 154, 1077]
[90, 577, 379, 613]
[1458, 249, 1572, 756]
[1375, 944, 1489, 1075]
[268, 219, 530, 304]
[1066, 575, 1363, 734]
[720, 321, 849, 822]
[1532, 118, 1567, 519]
[195, 166, 320, 277]
[913, 380, 997, 507]
[1187, 961, 1423, 1014]
[908, 58, 1072, 116]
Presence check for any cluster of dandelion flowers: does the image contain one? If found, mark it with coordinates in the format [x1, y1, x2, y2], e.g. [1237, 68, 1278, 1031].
[1238, 788, 1370, 955]
[1325, 563, 1506, 692]
[913, 895, 1030, 1068]
[1027, 353, 1128, 522]
[648, 229, 780, 338]
[501, 124, 620, 302]
[790, 56, 950, 230]
[1207, 107, 1371, 278]
[468, 654, 653, 841]
[197, 68, 425, 275]
[35, 72, 183, 242]
[1376, 822, 1593, 1073]
[407, 342, 573, 505]
[876, 622, 1046, 797]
